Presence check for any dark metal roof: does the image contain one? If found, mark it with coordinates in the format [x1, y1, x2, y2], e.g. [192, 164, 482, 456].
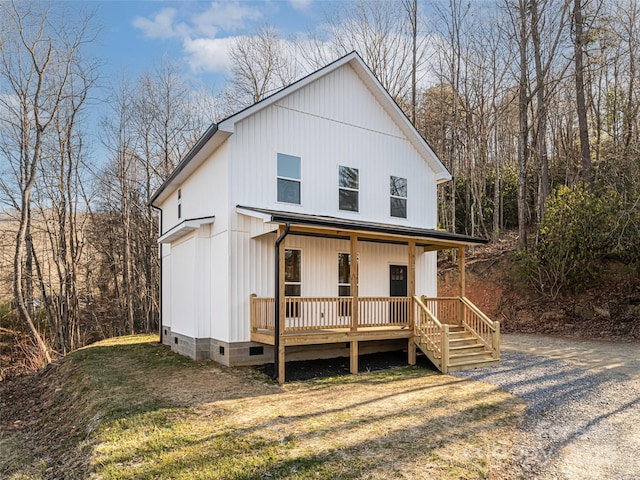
[236, 206, 488, 246]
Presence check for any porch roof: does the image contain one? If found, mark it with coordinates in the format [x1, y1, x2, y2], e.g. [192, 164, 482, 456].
[236, 206, 487, 249]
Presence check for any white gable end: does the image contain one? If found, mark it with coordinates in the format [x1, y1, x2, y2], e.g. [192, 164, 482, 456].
[275, 64, 404, 139]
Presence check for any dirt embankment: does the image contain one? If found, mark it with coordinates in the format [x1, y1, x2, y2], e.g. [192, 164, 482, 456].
[438, 239, 640, 342]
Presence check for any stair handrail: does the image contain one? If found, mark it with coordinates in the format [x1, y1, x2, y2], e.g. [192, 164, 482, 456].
[413, 295, 450, 371]
[413, 295, 444, 328]
[459, 296, 500, 360]
[459, 297, 497, 330]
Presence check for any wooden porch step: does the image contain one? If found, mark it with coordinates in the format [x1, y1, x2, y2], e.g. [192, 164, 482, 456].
[444, 324, 465, 331]
[449, 344, 486, 355]
[447, 358, 500, 372]
[448, 330, 475, 340]
[449, 350, 494, 364]
[449, 337, 482, 347]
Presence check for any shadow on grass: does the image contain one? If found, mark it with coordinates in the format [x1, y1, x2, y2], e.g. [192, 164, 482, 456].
[93, 368, 520, 480]
[4, 337, 520, 479]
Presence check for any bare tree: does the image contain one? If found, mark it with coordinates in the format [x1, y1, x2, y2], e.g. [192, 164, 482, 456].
[224, 24, 299, 112]
[573, 0, 593, 184]
[306, 0, 421, 104]
[403, 0, 419, 123]
[530, 0, 571, 221]
[0, 1, 95, 363]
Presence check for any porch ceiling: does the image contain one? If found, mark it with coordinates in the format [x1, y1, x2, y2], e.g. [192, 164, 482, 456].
[236, 205, 487, 250]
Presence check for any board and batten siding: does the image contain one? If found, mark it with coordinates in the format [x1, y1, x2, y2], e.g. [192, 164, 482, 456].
[227, 216, 438, 343]
[228, 64, 438, 232]
[159, 141, 229, 236]
[169, 234, 196, 338]
[157, 134, 230, 342]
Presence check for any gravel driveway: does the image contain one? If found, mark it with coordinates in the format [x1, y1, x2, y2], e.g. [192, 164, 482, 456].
[454, 334, 640, 480]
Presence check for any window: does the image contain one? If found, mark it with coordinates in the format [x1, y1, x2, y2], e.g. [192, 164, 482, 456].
[338, 253, 351, 316]
[277, 153, 301, 204]
[177, 189, 182, 219]
[339, 166, 359, 212]
[284, 249, 301, 296]
[338, 253, 351, 297]
[390, 176, 407, 218]
[285, 249, 301, 316]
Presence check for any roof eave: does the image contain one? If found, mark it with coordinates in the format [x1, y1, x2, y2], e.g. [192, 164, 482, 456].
[150, 124, 229, 207]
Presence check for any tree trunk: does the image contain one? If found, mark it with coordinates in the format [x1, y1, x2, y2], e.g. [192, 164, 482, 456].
[517, 0, 530, 250]
[573, 0, 593, 184]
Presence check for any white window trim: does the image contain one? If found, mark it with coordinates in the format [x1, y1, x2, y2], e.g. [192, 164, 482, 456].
[390, 176, 408, 218]
[338, 252, 351, 296]
[284, 248, 302, 296]
[277, 154, 301, 205]
[338, 165, 359, 212]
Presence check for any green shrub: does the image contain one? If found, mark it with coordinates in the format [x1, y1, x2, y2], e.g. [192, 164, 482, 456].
[517, 184, 620, 298]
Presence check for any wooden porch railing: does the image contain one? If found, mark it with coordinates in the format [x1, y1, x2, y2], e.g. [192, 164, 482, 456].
[460, 297, 500, 359]
[250, 296, 410, 332]
[421, 296, 500, 361]
[413, 295, 448, 371]
[250, 294, 499, 366]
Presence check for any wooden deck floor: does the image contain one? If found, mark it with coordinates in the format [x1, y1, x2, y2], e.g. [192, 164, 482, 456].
[252, 325, 413, 346]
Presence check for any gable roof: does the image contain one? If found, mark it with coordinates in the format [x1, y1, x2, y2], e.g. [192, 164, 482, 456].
[151, 51, 451, 207]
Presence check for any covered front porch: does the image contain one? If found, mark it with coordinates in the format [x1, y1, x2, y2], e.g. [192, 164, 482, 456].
[241, 207, 500, 383]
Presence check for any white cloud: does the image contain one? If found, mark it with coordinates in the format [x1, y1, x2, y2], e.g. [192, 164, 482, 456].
[289, 0, 313, 12]
[132, 2, 264, 74]
[193, 2, 262, 35]
[133, 8, 179, 39]
[183, 37, 236, 73]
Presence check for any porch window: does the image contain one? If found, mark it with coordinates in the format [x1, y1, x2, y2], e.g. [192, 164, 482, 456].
[277, 153, 301, 204]
[390, 176, 407, 218]
[338, 253, 351, 316]
[339, 166, 359, 212]
[338, 253, 351, 296]
[285, 249, 301, 316]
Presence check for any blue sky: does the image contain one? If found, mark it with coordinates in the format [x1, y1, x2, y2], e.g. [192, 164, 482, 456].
[92, 0, 326, 90]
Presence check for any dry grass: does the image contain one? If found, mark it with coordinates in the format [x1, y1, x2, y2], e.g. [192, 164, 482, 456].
[0, 335, 525, 479]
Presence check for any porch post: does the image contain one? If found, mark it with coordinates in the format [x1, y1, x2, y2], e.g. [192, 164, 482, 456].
[407, 239, 416, 365]
[350, 233, 359, 375]
[350, 234, 359, 332]
[350, 341, 359, 374]
[278, 226, 286, 384]
[458, 246, 466, 297]
[458, 245, 466, 325]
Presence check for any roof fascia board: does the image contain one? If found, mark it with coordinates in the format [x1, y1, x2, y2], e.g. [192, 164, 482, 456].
[236, 205, 487, 246]
[150, 128, 231, 207]
[346, 59, 451, 180]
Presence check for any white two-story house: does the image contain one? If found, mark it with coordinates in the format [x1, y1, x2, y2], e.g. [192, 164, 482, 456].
[151, 52, 500, 383]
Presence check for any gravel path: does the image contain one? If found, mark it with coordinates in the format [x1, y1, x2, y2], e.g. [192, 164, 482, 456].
[454, 336, 640, 480]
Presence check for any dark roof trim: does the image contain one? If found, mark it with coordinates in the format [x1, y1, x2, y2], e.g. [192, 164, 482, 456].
[149, 123, 219, 205]
[237, 206, 488, 246]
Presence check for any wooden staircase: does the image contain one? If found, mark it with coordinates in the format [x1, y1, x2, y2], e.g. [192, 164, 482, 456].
[413, 296, 500, 373]
[445, 324, 498, 371]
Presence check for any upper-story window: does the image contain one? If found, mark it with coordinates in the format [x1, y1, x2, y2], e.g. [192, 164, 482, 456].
[339, 166, 359, 212]
[277, 153, 301, 204]
[177, 189, 182, 219]
[390, 176, 407, 218]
